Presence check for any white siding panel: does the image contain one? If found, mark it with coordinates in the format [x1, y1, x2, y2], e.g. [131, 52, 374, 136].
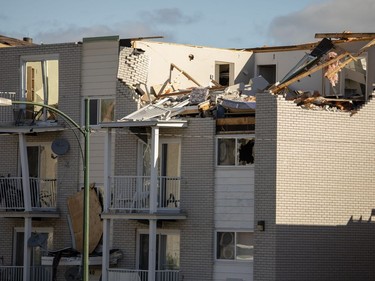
[213, 261, 253, 281]
[81, 39, 118, 186]
[82, 54, 118, 64]
[215, 167, 254, 229]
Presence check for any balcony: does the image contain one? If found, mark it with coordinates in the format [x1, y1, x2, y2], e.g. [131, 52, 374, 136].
[0, 265, 53, 281]
[108, 268, 180, 281]
[0, 177, 57, 211]
[110, 176, 181, 213]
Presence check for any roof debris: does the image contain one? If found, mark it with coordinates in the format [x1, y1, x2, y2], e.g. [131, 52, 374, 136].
[117, 32, 375, 124]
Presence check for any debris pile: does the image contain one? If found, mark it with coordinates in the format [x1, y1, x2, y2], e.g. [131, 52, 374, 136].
[284, 90, 365, 112]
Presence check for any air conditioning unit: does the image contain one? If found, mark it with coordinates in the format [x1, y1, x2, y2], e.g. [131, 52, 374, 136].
[221, 245, 235, 259]
[220, 232, 235, 259]
[220, 232, 234, 246]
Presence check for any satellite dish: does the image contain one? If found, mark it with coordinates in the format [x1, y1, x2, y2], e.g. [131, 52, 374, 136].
[52, 138, 70, 155]
[28, 233, 48, 248]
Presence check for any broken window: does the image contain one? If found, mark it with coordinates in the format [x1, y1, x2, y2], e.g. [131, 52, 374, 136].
[85, 98, 115, 125]
[22, 55, 59, 121]
[217, 137, 254, 166]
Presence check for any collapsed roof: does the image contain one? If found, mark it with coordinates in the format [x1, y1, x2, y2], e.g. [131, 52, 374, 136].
[115, 32, 375, 123]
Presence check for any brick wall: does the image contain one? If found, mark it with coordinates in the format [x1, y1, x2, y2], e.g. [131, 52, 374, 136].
[0, 43, 82, 261]
[110, 118, 216, 280]
[255, 92, 375, 281]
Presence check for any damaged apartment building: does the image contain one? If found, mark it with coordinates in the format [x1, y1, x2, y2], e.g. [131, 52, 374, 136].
[0, 31, 374, 281]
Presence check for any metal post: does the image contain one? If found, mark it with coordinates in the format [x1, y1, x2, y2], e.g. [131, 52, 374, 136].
[83, 98, 90, 281]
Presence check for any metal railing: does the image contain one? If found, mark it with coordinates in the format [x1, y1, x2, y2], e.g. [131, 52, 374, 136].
[110, 176, 180, 212]
[0, 177, 57, 211]
[0, 92, 16, 125]
[107, 268, 180, 281]
[0, 265, 53, 281]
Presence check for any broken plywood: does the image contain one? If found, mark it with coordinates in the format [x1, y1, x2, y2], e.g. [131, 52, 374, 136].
[67, 188, 103, 254]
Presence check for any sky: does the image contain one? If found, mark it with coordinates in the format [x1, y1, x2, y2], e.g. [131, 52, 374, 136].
[1, 0, 375, 49]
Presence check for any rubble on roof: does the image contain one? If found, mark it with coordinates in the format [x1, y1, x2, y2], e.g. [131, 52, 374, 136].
[284, 90, 363, 112]
[118, 33, 375, 123]
[120, 78, 262, 122]
[270, 33, 375, 113]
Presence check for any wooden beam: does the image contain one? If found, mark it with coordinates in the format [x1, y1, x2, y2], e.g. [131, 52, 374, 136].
[216, 117, 255, 126]
[315, 33, 375, 39]
[171, 63, 202, 86]
[270, 52, 349, 94]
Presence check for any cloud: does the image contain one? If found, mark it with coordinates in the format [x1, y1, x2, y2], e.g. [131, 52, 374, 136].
[267, 0, 375, 45]
[31, 21, 174, 44]
[141, 8, 200, 25]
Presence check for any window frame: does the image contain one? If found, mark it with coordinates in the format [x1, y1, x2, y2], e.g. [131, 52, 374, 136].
[13, 227, 53, 266]
[20, 54, 60, 122]
[216, 135, 255, 167]
[215, 230, 254, 262]
[82, 97, 115, 126]
[136, 229, 180, 270]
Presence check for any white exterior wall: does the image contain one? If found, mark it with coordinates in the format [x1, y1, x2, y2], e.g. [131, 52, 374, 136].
[254, 50, 323, 93]
[214, 167, 254, 281]
[81, 38, 118, 186]
[133, 41, 253, 89]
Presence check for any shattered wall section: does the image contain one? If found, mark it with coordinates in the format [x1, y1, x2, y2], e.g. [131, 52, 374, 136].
[117, 47, 150, 89]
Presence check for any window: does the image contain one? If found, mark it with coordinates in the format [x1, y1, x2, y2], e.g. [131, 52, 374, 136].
[138, 230, 180, 270]
[215, 62, 234, 86]
[138, 139, 181, 207]
[21, 55, 59, 121]
[216, 231, 253, 261]
[26, 143, 57, 179]
[85, 98, 115, 125]
[217, 137, 254, 166]
[13, 227, 53, 266]
[258, 64, 276, 84]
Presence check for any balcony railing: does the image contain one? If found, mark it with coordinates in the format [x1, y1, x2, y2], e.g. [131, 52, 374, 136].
[0, 265, 53, 281]
[110, 176, 180, 212]
[108, 268, 180, 281]
[0, 177, 57, 211]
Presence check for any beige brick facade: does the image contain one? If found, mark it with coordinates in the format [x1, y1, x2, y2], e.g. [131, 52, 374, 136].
[255, 92, 375, 281]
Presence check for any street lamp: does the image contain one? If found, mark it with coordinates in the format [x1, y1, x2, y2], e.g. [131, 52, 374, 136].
[0, 98, 91, 281]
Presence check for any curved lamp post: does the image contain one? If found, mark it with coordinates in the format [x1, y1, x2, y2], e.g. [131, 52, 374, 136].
[0, 98, 91, 281]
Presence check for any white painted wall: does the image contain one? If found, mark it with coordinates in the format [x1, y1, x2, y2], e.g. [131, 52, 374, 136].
[133, 41, 254, 90]
[254, 50, 323, 93]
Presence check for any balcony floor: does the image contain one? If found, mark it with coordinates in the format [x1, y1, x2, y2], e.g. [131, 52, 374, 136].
[101, 210, 187, 220]
[0, 209, 60, 218]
